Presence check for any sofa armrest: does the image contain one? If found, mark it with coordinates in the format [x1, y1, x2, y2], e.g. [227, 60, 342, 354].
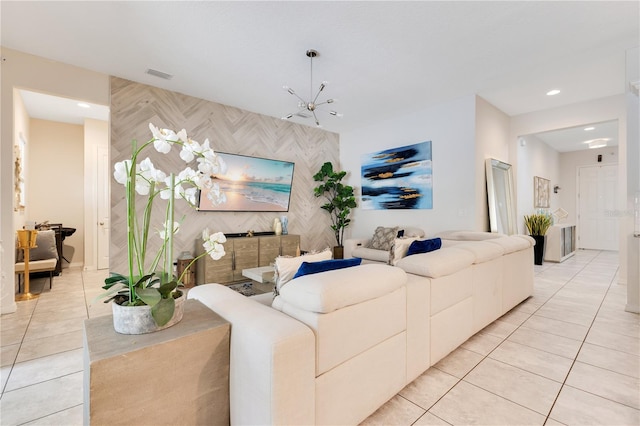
[188, 284, 315, 425]
[343, 238, 370, 259]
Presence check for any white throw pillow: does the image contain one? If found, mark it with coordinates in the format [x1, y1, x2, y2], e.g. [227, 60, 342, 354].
[274, 248, 332, 294]
[391, 237, 420, 265]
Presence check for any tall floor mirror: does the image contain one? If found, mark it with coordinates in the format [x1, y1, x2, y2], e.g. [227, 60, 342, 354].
[486, 158, 517, 235]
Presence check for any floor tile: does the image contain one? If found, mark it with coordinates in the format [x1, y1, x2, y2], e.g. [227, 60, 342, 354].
[489, 340, 573, 382]
[565, 361, 640, 409]
[520, 314, 589, 341]
[535, 303, 596, 326]
[464, 357, 562, 415]
[15, 330, 84, 363]
[414, 412, 451, 425]
[498, 310, 531, 326]
[433, 347, 484, 379]
[23, 316, 85, 342]
[461, 332, 503, 356]
[550, 385, 640, 426]
[399, 367, 459, 410]
[0, 326, 26, 347]
[480, 319, 518, 339]
[0, 372, 83, 426]
[359, 395, 425, 425]
[5, 348, 83, 392]
[507, 327, 582, 359]
[1, 365, 11, 392]
[22, 404, 83, 425]
[429, 381, 545, 425]
[577, 342, 640, 379]
[1, 344, 20, 367]
[586, 327, 639, 356]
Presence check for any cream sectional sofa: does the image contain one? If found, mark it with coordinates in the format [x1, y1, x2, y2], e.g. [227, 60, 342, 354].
[188, 231, 534, 425]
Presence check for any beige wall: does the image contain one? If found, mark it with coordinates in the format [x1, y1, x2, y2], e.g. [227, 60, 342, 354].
[475, 96, 511, 232]
[0, 46, 110, 314]
[109, 77, 340, 274]
[29, 119, 85, 267]
[13, 90, 30, 229]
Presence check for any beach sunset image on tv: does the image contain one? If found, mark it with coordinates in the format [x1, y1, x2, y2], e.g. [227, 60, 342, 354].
[198, 152, 295, 212]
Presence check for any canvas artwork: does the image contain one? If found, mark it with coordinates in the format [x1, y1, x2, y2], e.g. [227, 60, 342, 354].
[361, 141, 433, 210]
[198, 152, 294, 212]
[534, 176, 550, 208]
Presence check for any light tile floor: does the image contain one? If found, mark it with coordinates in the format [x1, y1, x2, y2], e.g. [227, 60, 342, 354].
[0, 250, 638, 425]
[362, 250, 640, 425]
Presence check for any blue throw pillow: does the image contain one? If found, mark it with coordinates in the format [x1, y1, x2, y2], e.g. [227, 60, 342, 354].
[293, 258, 362, 279]
[406, 238, 442, 257]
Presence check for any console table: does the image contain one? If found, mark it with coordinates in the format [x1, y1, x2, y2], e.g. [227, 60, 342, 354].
[83, 300, 230, 425]
[545, 223, 576, 262]
[196, 234, 299, 285]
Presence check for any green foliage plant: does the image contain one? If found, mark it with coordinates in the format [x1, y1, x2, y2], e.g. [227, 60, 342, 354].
[523, 213, 552, 236]
[313, 162, 357, 247]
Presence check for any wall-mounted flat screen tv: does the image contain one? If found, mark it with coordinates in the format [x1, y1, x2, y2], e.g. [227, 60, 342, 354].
[198, 152, 294, 212]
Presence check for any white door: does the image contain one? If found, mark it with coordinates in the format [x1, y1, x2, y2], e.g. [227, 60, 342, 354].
[577, 164, 618, 250]
[97, 146, 110, 269]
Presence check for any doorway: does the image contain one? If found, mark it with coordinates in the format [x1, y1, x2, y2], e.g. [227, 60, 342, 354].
[17, 89, 110, 270]
[577, 164, 619, 250]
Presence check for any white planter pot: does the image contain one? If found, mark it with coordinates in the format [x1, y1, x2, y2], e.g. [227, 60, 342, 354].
[112, 294, 185, 335]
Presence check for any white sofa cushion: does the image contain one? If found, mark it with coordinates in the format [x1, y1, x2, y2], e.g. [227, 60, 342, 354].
[276, 264, 406, 313]
[274, 248, 332, 292]
[395, 247, 475, 279]
[485, 236, 532, 254]
[444, 241, 504, 264]
[436, 230, 506, 241]
[276, 286, 406, 376]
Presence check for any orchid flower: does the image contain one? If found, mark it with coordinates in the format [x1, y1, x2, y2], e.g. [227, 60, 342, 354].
[109, 123, 227, 316]
[202, 228, 226, 260]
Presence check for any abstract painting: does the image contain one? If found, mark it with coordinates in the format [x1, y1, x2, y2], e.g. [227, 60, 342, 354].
[361, 141, 432, 210]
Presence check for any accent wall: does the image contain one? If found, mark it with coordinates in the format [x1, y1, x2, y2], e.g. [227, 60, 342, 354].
[109, 77, 340, 274]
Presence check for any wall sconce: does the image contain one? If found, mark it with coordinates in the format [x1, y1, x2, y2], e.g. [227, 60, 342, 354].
[553, 185, 560, 193]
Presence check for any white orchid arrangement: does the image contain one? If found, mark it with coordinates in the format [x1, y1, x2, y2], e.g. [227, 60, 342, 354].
[101, 124, 228, 326]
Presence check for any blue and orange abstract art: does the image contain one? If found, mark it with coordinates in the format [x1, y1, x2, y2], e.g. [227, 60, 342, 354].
[361, 141, 432, 210]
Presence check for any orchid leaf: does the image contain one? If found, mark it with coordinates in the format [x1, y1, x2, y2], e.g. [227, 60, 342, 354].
[158, 281, 178, 298]
[136, 287, 161, 307]
[151, 297, 175, 326]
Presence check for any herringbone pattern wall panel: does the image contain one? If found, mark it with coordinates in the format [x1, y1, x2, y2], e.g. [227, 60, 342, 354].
[110, 77, 339, 273]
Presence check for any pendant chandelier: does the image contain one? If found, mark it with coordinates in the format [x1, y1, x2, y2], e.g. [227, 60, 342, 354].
[281, 49, 342, 128]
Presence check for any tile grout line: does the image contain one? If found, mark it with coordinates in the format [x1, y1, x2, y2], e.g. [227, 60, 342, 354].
[424, 251, 607, 424]
[542, 251, 621, 425]
[1, 280, 44, 397]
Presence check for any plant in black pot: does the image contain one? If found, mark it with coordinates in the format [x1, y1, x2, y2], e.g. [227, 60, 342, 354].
[313, 162, 357, 259]
[524, 213, 552, 265]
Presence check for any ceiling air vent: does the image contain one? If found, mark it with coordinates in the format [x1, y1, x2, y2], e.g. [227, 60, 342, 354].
[146, 68, 173, 80]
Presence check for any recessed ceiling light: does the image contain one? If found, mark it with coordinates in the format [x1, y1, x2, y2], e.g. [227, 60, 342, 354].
[584, 127, 595, 131]
[77, 102, 91, 108]
[546, 89, 561, 96]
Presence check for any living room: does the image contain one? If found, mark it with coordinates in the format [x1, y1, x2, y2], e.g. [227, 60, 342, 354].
[1, 1, 638, 424]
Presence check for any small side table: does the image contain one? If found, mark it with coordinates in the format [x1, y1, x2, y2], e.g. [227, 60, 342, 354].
[83, 300, 230, 425]
[241, 265, 275, 284]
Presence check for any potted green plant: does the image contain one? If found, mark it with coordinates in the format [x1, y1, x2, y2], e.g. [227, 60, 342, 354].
[313, 162, 357, 259]
[99, 124, 228, 334]
[524, 213, 552, 265]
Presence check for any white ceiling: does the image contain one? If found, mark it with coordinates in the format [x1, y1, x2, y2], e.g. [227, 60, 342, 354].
[19, 90, 110, 125]
[530, 120, 618, 153]
[2, 1, 638, 139]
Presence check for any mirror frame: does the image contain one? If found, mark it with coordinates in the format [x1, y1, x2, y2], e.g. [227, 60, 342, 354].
[486, 158, 517, 235]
